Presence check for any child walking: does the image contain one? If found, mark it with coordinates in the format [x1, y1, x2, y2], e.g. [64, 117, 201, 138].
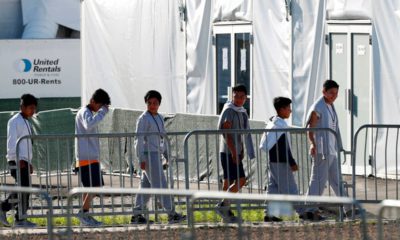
[75, 88, 111, 226]
[260, 97, 302, 221]
[0, 94, 38, 227]
[131, 90, 185, 224]
[216, 84, 255, 223]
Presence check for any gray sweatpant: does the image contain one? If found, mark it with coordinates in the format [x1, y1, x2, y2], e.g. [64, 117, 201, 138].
[306, 154, 349, 212]
[134, 152, 173, 214]
[266, 162, 302, 214]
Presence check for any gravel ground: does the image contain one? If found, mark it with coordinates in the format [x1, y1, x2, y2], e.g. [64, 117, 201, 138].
[1, 220, 399, 240]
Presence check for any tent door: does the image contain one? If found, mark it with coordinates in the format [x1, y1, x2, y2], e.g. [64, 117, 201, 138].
[213, 23, 253, 116]
[327, 21, 372, 175]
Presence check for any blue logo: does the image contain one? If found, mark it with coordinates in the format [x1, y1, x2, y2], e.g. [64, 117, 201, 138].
[15, 59, 32, 72]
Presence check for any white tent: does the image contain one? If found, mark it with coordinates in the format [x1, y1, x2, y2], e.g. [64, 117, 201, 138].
[81, 0, 400, 176]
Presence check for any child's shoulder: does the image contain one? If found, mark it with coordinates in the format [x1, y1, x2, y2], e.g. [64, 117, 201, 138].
[137, 111, 151, 121]
[220, 107, 236, 117]
[8, 112, 23, 123]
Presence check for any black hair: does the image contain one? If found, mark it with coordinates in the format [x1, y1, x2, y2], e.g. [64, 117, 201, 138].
[20, 94, 38, 107]
[144, 90, 162, 103]
[273, 97, 292, 111]
[232, 84, 248, 95]
[323, 80, 339, 91]
[91, 88, 111, 105]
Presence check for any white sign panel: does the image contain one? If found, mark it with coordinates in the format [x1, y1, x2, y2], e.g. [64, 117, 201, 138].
[335, 43, 343, 54]
[222, 47, 228, 70]
[357, 45, 366, 56]
[0, 39, 80, 98]
[240, 48, 247, 71]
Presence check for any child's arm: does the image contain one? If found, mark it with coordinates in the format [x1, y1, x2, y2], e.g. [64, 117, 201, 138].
[245, 131, 255, 159]
[81, 106, 108, 130]
[221, 120, 240, 163]
[307, 111, 319, 157]
[288, 151, 298, 172]
[135, 116, 148, 169]
[6, 119, 18, 161]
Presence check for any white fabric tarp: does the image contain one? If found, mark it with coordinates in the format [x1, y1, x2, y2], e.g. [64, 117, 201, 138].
[186, 1, 214, 114]
[186, 0, 255, 115]
[291, 0, 327, 126]
[82, 0, 400, 176]
[82, 0, 186, 113]
[186, 0, 287, 120]
[370, 1, 400, 176]
[291, 0, 400, 176]
[0, 0, 23, 39]
[21, 0, 80, 39]
[252, 0, 291, 121]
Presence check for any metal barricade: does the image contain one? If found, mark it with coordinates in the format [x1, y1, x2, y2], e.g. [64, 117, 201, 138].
[377, 199, 400, 240]
[64, 187, 196, 240]
[13, 132, 187, 219]
[6, 126, 353, 228]
[62, 188, 368, 240]
[189, 192, 368, 240]
[182, 128, 347, 202]
[0, 186, 53, 239]
[0, 136, 9, 203]
[352, 124, 400, 203]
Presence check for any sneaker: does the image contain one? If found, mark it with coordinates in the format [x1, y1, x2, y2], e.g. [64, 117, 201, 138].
[0, 208, 10, 227]
[215, 202, 229, 219]
[222, 215, 242, 223]
[14, 219, 37, 228]
[344, 208, 362, 219]
[299, 211, 326, 221]
[168, 212, 186, 224]
[87, 215, 103, 226]
[130, 214, 154, 224]
[78, 211, 100, 227]
[216, 202, 241, 223]
[264, 215, 283, 222]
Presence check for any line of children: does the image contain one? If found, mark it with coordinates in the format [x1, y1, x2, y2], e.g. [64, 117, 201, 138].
[1, 80, 347, 227]
[217, 81, 347, 222]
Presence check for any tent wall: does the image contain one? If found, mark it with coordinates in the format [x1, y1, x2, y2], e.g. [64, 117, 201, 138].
[82, 0, 400, 176]
[185, 1, 214, 114]
[81, 0, 186, 113]
[291, 0, 327, 126]
[180, 0, 258, 116]
[186, 0, 289, 121]
[253, 0, 291, 121]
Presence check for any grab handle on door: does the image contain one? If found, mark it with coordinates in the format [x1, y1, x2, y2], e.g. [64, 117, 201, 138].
[345, 89, 352, 111]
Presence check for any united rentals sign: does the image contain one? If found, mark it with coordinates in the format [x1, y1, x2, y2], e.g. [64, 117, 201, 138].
[0, 39, 80, 98]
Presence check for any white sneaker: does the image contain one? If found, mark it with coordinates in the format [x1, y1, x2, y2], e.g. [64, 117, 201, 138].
[14, 219, 37, 228]
[0, 208, 10, 227]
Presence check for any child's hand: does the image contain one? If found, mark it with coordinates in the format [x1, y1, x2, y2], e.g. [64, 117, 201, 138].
[309, 143, 316, 157]
[19, 160, 34, 174]
[231, 154, 239, 165]
[163, 162, 169, 170]
[290, 164, 298, 172]
[140, 162, 146, 170]
[162, 157, 169, 170]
